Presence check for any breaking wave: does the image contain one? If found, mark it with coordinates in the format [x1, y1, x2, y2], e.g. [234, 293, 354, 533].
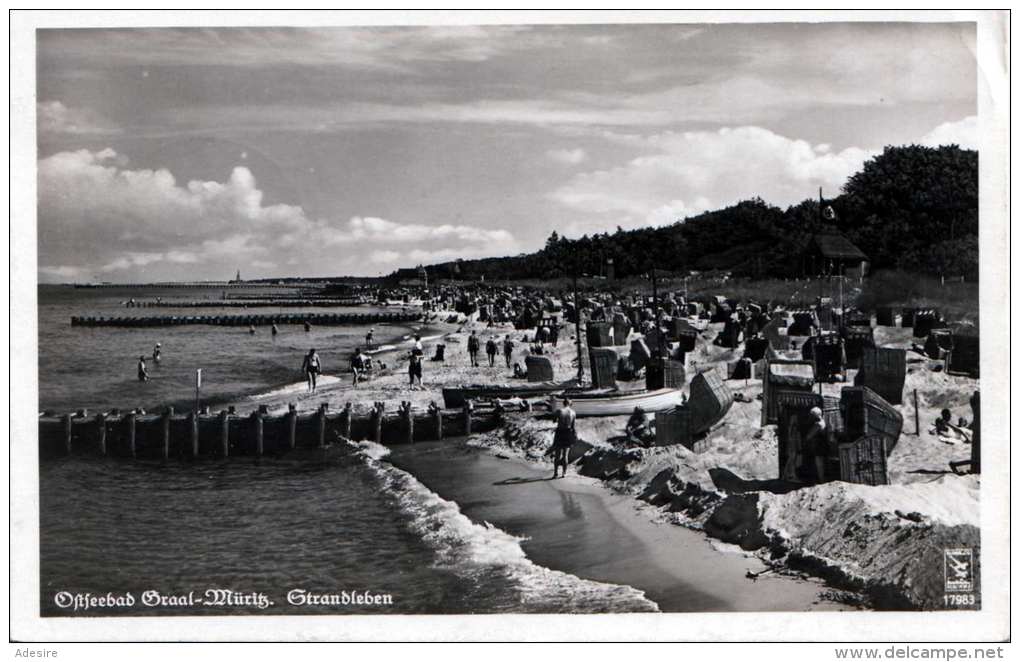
[350, 441, 659, 613]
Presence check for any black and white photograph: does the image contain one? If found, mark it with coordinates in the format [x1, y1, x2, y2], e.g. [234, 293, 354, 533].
[9, 9, 1010, 647]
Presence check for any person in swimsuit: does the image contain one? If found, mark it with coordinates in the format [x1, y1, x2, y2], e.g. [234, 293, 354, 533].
[137, 356, 149, 382]
[552, 398, 577, 478]
[467, 331, 480, 367]
[152, 342, 161, 363]
[301, 348, 321, 393]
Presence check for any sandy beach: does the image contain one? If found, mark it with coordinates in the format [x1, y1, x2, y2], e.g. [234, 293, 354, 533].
[388, 438, 840, 612]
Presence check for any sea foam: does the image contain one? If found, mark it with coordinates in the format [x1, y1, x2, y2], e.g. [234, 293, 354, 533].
[349, 441, 659, 613]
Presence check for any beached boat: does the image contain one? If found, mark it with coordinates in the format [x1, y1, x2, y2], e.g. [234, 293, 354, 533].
[549, 387, 684, 417]
[442, 383, 566, 409]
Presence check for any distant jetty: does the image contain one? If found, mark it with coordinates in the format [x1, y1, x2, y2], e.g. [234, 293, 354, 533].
[124, 297, 374, 308]
[70, 311, 422, 328]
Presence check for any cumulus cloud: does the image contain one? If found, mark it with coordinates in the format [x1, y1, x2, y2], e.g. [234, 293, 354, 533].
[919, 115, 978, 150]
[37, 101, 119, 136]
[550, 126, 875, 232]
[546, 148, 588, 165]
[37, 148, 515, 281]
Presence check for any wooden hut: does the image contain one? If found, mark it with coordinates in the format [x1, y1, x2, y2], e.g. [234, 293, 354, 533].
[804, 232, 868, 277]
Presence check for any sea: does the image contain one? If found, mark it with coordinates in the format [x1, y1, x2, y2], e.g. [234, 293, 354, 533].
[36, 285, 659, 616]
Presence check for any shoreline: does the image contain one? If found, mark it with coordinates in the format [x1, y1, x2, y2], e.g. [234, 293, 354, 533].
[386, 439, 840, 612]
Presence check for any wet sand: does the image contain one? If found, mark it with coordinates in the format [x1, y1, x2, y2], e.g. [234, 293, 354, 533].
[388, 439, 841, 612]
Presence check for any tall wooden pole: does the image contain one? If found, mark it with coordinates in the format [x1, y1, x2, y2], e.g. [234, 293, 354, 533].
[573, 271, 583, 385]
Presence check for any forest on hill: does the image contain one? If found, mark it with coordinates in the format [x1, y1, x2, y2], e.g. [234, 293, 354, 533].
[389, 144, 978, 283]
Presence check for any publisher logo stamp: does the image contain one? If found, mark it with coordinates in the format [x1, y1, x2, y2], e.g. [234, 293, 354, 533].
[944, 548, 974, 592]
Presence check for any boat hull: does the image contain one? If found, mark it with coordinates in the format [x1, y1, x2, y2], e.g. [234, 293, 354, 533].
[551, 388, 684, 417]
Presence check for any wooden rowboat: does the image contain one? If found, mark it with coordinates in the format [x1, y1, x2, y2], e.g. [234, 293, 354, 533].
[442, 383, 565, 409]
[549, 387, 684, 417]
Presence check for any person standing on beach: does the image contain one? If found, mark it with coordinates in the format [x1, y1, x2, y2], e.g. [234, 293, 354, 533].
[502, 335, 515, 368]
[137, 356, 149, 382]
[467, 331, 480, 367]
[552, 398, 576, 478]
[365, 328, 375, 349]
[408, 352, 423, 389]
[485, 336, 497, 367]
[412, 334, 424, 356]
[152, 342, 161, 363]
[271, 323, 279, 338]
[301, 348, 321, 393]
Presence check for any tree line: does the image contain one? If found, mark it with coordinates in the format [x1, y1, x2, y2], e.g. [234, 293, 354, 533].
[389, 144, 978, 283]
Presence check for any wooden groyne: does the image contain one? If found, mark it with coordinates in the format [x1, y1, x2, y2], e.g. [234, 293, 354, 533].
[75, 282, 293, 289]
[124, 298, 375, 308]
[69, 311, 422, 328]
[38, 401, 503, 461]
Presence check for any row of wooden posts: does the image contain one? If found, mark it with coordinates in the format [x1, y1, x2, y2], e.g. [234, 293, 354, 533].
[124, 298, 373, 308]
[38, 400, 502, 461]
[69, 311, 422, 328]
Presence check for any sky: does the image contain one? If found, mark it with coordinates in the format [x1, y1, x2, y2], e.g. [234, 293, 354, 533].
[36, 21, 978, 283]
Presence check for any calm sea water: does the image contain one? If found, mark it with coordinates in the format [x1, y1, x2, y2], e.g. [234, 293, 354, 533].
[39, 442, 656, 616]
[36, 286, 656, 616]
[37, 285, 416, 413]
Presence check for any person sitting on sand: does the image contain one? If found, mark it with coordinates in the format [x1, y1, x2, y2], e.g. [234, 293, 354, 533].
[934, 408, 972, 442]
[502, 335, 515, 368]
[467, 331, 480, 367]
[485, 337, 498, 366]
[301, 348, 321, 393]
[137, 356, 149, 382]
[625, 407, 654, 446]
[552, 398, 577, 478]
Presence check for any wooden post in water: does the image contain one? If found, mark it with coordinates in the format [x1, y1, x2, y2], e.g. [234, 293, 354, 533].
[317, 404, 327, 448]
[287, 404, 297, 449]
[253, 409, 264, 456]
[63, 414, 73, 455]
[126, 412, 137, 459]
[372, 403, 383, 444]
[219, 410, 230, 457]
[96, 413, 107, 456]
[161, 407, 174, 460]
[342, 402, 353, 439]
[430, 402, 443, 441]
[188, 411, 199, 458]
[401, 401, 414, 444]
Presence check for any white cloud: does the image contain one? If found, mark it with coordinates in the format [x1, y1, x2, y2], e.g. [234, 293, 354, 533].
[550, 126, 875, 232]
[37, 148, 516, 281]
[919, 116, 978, 150]
[546, 148, 588, 165]
[37, 101, 119, 136]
